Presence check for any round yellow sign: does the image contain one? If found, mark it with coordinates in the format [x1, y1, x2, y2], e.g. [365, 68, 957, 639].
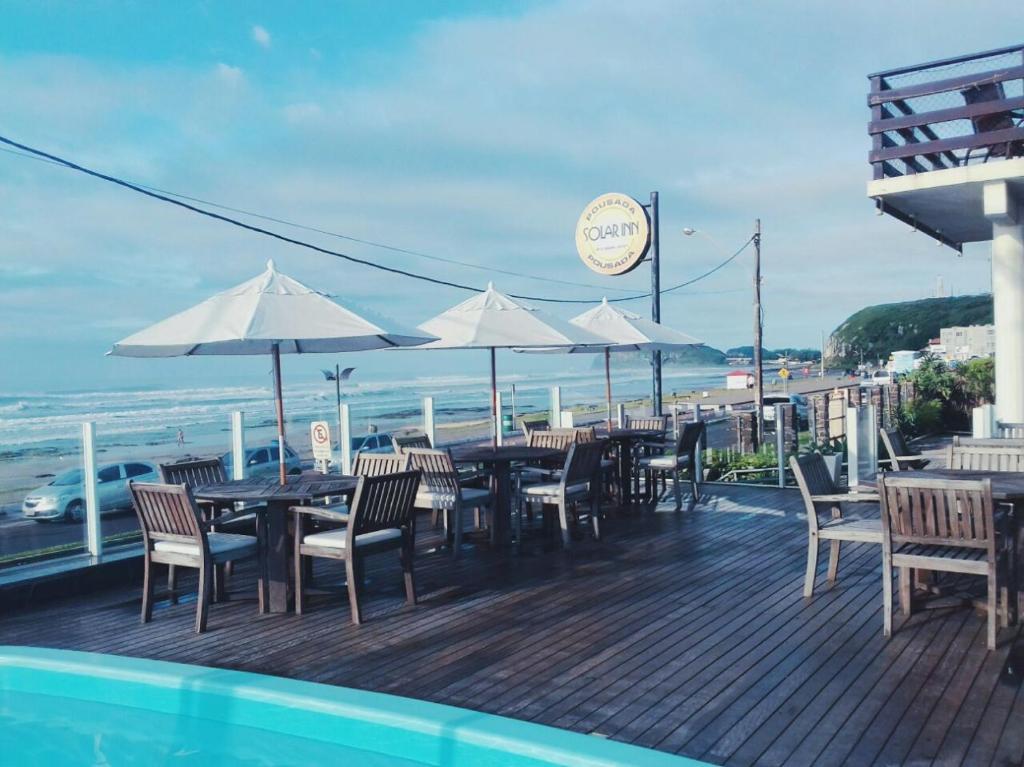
[780, 368, 790, 379]
[575, 193, 650, 276]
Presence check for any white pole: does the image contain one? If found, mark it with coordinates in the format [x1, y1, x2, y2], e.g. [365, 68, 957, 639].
[693, 403, 703, 484]
[422, 396, 436, 447]
[549, 386, 562, 428]
[339, 403, 352, 474]
[775, 404, 785, 488]
[82, 422, 102, 559]
[231, 411, 246, 480]
[495, 391, 504, 446]
[616, 403, 626, 429]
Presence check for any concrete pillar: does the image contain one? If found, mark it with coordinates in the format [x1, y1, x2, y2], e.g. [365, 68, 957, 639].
[986, 181, 1024, 423]
[549, 386, 562, 428]
[231, 411, 246, 480]
[422, 396, 435, 447]
[82, 422, 102, 559]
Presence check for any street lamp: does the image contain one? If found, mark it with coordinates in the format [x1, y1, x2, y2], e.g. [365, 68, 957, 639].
[684, 222, 765, 447]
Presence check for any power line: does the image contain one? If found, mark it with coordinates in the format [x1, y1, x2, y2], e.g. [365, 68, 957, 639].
[0, 134, 750, 304]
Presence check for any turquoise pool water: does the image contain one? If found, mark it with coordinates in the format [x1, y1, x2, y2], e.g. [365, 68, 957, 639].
[0, 647, 707, 766]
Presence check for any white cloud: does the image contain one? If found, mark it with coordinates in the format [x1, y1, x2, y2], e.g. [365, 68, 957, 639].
[214, 62, 244, 86]
[251, 25, 271, 49]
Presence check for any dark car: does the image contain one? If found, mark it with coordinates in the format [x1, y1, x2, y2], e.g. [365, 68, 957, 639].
[349, 433, 394, 454]
[219, 443, 303, 479]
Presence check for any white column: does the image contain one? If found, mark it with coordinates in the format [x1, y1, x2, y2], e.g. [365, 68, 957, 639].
[549, 386, 562, 428]
[495, 391, 504, 446]
[422, 396, 436, 447]
[82, 422, 102, 559]
[339, 404, 352, 474]
[973, 404, 996, 438]
[231, 411, 246, 480]
[775, 404, 786, 488]
[986, 181, 1024, 424]
[616, 403, 625, 428]
[692, 403, 703, 484]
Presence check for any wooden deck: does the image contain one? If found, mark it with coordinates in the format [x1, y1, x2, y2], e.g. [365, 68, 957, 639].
[2, 483, 1022, 766]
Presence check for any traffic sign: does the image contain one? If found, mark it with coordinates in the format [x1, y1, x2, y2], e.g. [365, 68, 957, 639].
[310, 420, 333, 462]
[779, 368, 790, 379]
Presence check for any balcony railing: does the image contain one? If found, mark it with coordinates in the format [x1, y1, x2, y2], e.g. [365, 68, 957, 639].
[869, 44, 1024, 180]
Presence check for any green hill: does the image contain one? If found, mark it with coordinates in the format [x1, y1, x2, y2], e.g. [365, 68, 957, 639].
[826, 294, 992, 366]
[594, 344, 727, 369]
[726, 346, 821, 361]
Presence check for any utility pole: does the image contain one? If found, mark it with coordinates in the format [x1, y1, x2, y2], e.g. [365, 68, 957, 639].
[753, 219, 764, 447]
[650, 191, 662, 416]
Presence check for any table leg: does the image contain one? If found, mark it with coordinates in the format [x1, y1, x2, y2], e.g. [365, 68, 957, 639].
[265, 500, 291, 613]
[618, 442, 633, 506]
[491, 462, 512, 546]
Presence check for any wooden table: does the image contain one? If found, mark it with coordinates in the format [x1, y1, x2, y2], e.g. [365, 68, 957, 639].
[862, 469, 1024, 501]
[195, 475, 358, 613]
[452, 446, 562, 545]
[605, 429, 665, 505]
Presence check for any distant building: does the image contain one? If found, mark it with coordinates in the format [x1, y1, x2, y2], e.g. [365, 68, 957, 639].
[726, 370, 754, 390]
[938, 324, 995, 361]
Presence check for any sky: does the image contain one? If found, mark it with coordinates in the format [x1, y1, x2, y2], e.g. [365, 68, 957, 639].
[1, 0, 1021, 392]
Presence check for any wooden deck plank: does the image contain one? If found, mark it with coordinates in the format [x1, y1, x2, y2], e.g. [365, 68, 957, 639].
[0, 482, 1020, 767]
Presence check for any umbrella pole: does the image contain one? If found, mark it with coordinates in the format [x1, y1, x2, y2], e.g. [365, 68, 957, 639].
[605, 347, 613, 432]
[272, 343, 287, 485]
[490, 347, 498, 447]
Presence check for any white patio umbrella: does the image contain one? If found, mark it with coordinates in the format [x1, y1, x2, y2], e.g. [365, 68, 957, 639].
[516, 298, 703, 430]
[110, 259, 435, 483]
[415, 283, 608, 445]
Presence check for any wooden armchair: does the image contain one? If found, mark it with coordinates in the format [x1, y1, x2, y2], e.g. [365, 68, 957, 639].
[392, 433, 432, 454]
[790, 453, 882, 598]
[636, 421, 706, 509]
[520, 417, 549, 441]
[352, 451, 409, 476]
[880, 428, 930, 471]
[521, 441, 604, 547]
[946, 445, 1024, 472]
[878, 475, 1015, 650]
[521, 430, 577, 482]
[129, 481, 263, 633]
[405, 448, 491, 555]
[293, 470, 421, 625]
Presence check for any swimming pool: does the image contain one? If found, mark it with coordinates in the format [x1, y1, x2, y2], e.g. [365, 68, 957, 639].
[0, 647, 708, 766]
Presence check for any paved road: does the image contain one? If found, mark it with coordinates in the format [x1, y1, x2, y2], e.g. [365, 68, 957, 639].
[0, 508, 139, 559]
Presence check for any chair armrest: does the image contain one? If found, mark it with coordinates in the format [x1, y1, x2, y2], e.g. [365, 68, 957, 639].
[202, 507, 262, 528]
[810, 492, 879, 503]
[290, 505, 350, 523]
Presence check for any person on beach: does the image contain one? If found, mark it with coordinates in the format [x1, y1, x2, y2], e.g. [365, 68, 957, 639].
[176, 428, 185, 447]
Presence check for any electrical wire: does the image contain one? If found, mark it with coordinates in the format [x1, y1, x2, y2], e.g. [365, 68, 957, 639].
[0, 134, 750, 304]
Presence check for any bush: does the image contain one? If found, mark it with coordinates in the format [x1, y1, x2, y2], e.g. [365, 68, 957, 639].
[705, 448, 780, 482]
[902, 354, 994, 432]
[899, 399, 943, 436]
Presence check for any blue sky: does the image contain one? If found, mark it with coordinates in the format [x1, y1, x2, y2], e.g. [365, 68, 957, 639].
[1, 1, 1021, 392]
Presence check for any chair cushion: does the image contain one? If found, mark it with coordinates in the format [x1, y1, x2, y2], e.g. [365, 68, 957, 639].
[153, 532, 257, 559]
[639, 454, 690, 469]
[523, 481, 589, 497]
[415, 487, 490, 507]
[302, 528, 402, 549]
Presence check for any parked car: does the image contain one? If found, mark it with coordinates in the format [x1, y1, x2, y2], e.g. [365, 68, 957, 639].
[350, 433, 394, 454]
[860, 370, 894, 387]
[219, 443, 303, 479]
[22, 461, 159, 523]
[762, 394, 808, 427]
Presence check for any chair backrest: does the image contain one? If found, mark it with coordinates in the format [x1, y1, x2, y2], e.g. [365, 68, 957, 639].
[352, 451, 409, 477]
[675, 421, 706, 457]
[405, 448, 460, 495]
[573, 426, 598, 443]
[879, 428, 913, 468]
[561, 440, 605, 487]
[789, 453, 837, 533]
[528, 430, 576, 451]
[953, 436, 1024, 448]
[128, 481, 204, 548]
[520, 418, 549, 440]
[626, 416, 668, 433]
[349, 470, 421, 537]
[946, 445, 1024, 472]
[878, 475, 995, 554]
[159, 457, 226, 487]
[392, 433, 433, 454]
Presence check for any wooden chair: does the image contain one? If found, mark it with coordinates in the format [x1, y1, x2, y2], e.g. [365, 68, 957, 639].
[521, 441, 604, 547]
[293, 470, 421, 625]
[521, 429, 576, 482]
[880, 428, 930, 472]
[635, 421, 706, 509]
[520, 417, 549, 441]
[790, 454, 882, 598]
[946, 445, 1024, 472]
[625, 415, 669, 433]
[878, 475, 1015, 650]
[352, 451, 409, 476]
[405, 448, 490, 553]
[392, 433, 432, 454]
[129, 481, 263, 633]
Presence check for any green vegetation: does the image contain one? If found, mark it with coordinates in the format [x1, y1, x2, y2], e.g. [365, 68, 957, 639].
[899, 355, 995, 435]
[827, 294, 992, 366]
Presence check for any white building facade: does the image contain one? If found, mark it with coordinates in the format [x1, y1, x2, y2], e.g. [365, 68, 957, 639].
[939, 324, 995, 362]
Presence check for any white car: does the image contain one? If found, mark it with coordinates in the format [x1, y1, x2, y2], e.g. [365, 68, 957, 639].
[22, 461, 159, 523]
[860, 370, 894, 387]
[762, 394, 808, 426]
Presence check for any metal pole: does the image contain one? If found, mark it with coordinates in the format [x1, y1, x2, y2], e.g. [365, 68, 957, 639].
[753, 218, 764, 448]
[272, 342, 287, 485]
[82, 421, 102, 559]
[335, 363, 343, 451]
[605, 347, 613, 432]
[650, 191, 662, 417]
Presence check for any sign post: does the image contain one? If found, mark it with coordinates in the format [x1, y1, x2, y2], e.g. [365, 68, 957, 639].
[310, 420, 334, 473]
